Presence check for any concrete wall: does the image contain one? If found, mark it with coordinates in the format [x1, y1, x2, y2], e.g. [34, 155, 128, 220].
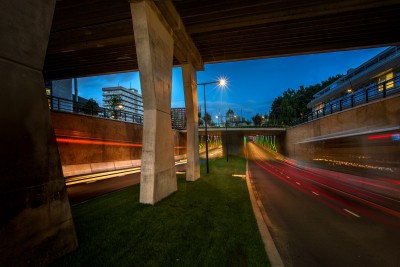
[0, 1, 77, 265]
[285, 95, 400, 176]
[51, 111, 186, 175]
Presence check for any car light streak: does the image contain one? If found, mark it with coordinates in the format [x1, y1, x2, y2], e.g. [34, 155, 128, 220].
[313, 158, 395, 173]
[249, 143, 400, 228]
[250, 153, 351, 217]
[344, 209, 360, 218]
[368, 133, 400, 140]
[66, 159, 188, 186]
[57, 137, 142, 147]
[275, 160, 400, 217]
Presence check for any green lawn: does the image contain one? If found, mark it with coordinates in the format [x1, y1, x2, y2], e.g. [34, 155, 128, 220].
[52, 156, 270, 267]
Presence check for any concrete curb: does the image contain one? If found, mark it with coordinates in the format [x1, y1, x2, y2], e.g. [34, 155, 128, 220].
[246, 160, 285, 267]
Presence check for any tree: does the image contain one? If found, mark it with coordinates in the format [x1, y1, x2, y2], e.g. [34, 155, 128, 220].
[106, 95, 123, 119]
[269, 74, 344, 126]
[83, 98, 100, 115]
[203, 112, 212, 126]
[252, 113, 262, 126]
[226, 108, 235, 126]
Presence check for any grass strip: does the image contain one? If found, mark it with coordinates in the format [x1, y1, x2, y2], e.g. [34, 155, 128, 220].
[52, 156, 270, 267]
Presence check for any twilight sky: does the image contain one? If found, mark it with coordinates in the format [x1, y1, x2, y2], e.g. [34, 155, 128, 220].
[77, 46, 387, 120]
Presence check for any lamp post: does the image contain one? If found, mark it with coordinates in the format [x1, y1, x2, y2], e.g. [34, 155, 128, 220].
[216, 115, 229, 162]
[198, 78, 227, 174]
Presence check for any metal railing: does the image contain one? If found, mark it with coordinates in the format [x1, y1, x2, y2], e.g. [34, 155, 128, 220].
[292, 75, 400, 126]
[48, 95, 144, 124]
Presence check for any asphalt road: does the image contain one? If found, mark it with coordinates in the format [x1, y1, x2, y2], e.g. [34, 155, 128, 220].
[66, 147, 223, 205]
[247, 142, 400, 267]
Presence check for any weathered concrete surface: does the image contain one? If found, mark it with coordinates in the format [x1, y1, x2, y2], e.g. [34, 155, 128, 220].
[285, 95, 400, 172]
[51, 111, 186, 176]
[0, 0, 77, 265]
[182, 63, 200, 181]
[131, 0, 177, 204]
[51, 111, 143, 165]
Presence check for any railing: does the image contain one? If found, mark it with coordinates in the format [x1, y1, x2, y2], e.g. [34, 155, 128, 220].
[48, 95, 144, 124]
[292, 75, 400, 126]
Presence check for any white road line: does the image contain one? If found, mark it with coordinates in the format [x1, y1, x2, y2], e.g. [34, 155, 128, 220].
[312, 191, 319, 196]
[344, 209, 360, 218]
[296, 182, 301, 186]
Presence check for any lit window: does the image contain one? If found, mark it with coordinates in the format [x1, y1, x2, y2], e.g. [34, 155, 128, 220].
[378, 72, 394, 91]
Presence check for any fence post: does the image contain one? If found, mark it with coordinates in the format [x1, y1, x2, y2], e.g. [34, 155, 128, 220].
[383, 83, 386, 98]
[366, 89, 369, 103]
[351, 94, 354, 107]
[339, 100, 342, 111]
[330, 104, 333, 114]
[57, 97, 60, 111]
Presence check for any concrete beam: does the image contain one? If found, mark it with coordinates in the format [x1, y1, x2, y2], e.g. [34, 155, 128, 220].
[130, 0, 177, 204]
[0, 0, 77, 265]
[152, 0, 204, 70]
[186, 0, 400, 34]
[182, 63, 200, 181]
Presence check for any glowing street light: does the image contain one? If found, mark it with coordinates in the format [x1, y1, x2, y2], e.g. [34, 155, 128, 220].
[198, 78, 228, 174]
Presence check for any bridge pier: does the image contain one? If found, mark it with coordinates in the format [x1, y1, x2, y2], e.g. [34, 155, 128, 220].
[131, 0, 177, 204]
[0, 0, 78, 265]
[182, 63, 200, 181]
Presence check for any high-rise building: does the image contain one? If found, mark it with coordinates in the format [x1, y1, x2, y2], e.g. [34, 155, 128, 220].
[102, 86, 144, 124]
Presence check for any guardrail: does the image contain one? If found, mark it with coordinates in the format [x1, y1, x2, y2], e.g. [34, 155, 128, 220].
[48, 95, 144, 124]
[292, 75, 400, 126]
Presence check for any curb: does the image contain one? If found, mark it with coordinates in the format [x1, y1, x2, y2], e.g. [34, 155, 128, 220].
[246, 160, 285, 267]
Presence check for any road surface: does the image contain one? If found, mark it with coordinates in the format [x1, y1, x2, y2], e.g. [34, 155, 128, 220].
[247, 142, 400, 267]
[66, 147, 223, 205]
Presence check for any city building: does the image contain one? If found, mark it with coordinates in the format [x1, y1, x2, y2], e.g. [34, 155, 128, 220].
[45, 79, 74, 112]
[308, 46, 400, 118]
[102, 86, 144, 123]
[171, 108, 186, 129]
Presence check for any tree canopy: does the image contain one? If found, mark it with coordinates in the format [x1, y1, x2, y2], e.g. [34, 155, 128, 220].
[269, 74, 343, 126]
[252, 113, 262, 126]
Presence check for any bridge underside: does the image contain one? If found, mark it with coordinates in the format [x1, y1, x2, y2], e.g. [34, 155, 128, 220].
[45, 0, 400, 80]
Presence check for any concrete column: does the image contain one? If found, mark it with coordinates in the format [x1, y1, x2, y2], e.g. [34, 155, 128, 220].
[0, 1, 77, 266]
[182, 64, 200, 181]
[130, 0, 177, 204]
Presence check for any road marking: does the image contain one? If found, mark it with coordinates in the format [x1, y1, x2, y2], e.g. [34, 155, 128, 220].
[312, 191, 319, 196]
[344, 209, 360, 218]
[296, 182, 301, 186]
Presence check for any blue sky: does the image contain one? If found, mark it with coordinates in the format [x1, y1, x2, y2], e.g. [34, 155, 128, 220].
[78, 46, 387, 120]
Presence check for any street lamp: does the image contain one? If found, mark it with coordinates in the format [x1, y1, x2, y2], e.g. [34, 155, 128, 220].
[117, 104, 123, 120]
[216, 115, 229, 162]
[198, 78, 227, 174]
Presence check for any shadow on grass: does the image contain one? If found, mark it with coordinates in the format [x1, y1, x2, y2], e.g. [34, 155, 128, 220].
[52, 156, 270, 267]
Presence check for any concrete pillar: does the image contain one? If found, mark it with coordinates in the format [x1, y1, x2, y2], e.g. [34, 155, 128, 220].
[182, 64, 200, 181]
[0, 1, 77, 266]
[130, 0, 177, 204]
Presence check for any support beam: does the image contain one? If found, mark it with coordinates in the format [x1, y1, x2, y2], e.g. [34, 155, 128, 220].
[182, 63, 200, 181]
[153, 1, 204, 70]
[0, 0, 77, 265]
[130, 0, 177, 204]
